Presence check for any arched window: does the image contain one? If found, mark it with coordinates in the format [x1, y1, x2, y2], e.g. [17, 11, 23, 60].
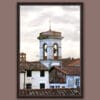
[53, 43, 58, 60]
[43, 43, 47, 60]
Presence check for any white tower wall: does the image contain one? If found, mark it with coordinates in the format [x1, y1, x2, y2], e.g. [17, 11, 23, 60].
[40, 39, 62, 60]
[39, 39, 62, 68]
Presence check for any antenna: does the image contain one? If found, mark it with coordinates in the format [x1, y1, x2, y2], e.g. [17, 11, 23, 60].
[49, 18, 51, 31]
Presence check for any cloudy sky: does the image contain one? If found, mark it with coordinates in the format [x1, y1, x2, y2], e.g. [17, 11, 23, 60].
[20, 5, 80, 61]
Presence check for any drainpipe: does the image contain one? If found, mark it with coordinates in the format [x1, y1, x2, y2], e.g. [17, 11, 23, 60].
[24, 72, 25, 89]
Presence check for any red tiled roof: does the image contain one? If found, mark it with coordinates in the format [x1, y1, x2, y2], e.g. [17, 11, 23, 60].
[19, 61, 48, 72]
[50, 66, 80, 75]
[63, 67, 81, 75]
[67, 59, 80, 67]
[19, 55, 80, 75]
[62, 58, 72, 66]
[50, 66, 67, 74]
[19, 88, 81, 97]
[61, 58, 81, 75]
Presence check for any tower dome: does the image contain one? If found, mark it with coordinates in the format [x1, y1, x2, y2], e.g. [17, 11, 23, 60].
[38, 29, 63, 40]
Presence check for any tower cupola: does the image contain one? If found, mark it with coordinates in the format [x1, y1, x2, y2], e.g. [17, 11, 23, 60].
[38, 29, 63, 68]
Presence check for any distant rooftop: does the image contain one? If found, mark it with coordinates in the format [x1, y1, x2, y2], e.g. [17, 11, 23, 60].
[19, 53, 80, 75]
[62, 58, 80, 67]
[50, 66, 80, 76]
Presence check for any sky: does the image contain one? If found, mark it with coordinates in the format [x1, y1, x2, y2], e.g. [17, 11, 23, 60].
[20, 5, 80, 61]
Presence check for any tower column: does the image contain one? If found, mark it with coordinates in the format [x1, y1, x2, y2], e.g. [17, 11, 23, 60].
[58, 47, 62, 59]
[40, 47, 43, 60]
[47, 46, 53, 60]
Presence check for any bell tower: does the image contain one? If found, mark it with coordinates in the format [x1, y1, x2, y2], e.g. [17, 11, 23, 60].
[38, 28, 63, 68]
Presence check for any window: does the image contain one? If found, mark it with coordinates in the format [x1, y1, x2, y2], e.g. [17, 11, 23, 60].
[68, 78, 74, 87]
[40, 70, 45, 77]
[56, 86, 60, 88]
[40, 83, 45, 89]
[26, 83, 32, 89]
[50, 86, 54, 89]
[76, 79, 80, 87]
[43, 43, 47, 60]
[53, 43, 58, 60]
[62, 86, 65, 88]
[27, 70, 32, 77]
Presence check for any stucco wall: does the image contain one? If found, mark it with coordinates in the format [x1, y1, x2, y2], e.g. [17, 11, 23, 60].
[20, 73, 25, 89]
[49, 75, 80, 89]
[40, 60, 61, 68]
[20, 71, 49, 89]
[31, 71, 49, 89]
[66, 75, 80, 88]
[39, 39, 62, 60]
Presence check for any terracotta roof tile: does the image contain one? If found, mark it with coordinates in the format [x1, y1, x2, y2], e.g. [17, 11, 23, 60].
[62, 58, 80, 67]
[50, 66, 80, 75]
[19, 88, 81, 97]
[19, 61, 48, 72]
[67, 59, 80, 67]
[50, 66, 67, 74]
[63, 67, 81, 75]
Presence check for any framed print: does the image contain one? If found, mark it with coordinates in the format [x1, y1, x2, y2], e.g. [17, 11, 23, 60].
[17, 2, 83, 98]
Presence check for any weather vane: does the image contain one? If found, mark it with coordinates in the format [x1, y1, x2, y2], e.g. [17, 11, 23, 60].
[49, 18, 51, 31]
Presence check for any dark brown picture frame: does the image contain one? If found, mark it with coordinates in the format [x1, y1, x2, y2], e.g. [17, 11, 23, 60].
[17, 2, 83, 98]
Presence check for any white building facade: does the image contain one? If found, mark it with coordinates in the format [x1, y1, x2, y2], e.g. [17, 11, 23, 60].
[49, 66, 80, 89]
[19, 56, 50, 90]
[20, 70, 49, 89]
[50, 75, 80, 89]
[66, 75, 80, 88]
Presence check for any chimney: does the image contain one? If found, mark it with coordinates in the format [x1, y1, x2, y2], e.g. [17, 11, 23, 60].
[72, 57, 74, 61]
[20, 53, 26, 62]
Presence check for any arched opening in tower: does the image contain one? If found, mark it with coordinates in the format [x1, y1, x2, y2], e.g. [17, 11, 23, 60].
[43, 43, 47, 60]
[53, 43, 58, 60]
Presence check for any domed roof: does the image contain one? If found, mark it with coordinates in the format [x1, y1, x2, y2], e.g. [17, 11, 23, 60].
[38, 29, 63, 40]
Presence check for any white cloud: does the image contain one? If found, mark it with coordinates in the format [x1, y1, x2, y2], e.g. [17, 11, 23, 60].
[62, 40, 80, 58]
[20, 5, 80, 61]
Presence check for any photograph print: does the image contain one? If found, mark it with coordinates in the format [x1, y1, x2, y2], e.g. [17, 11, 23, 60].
[17, 2, 83, 98]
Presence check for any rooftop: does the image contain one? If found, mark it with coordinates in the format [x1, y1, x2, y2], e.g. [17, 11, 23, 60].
[67, 59, 80, 67]
[62, 58, 80, 67]
[19, 88, 81, 97]
[49, 58, 81, 75]
[50, 66, 80, 75]
[38, 29, 63, 39]
[19, 56, 80, 75]
[19, 61, 48, 72]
